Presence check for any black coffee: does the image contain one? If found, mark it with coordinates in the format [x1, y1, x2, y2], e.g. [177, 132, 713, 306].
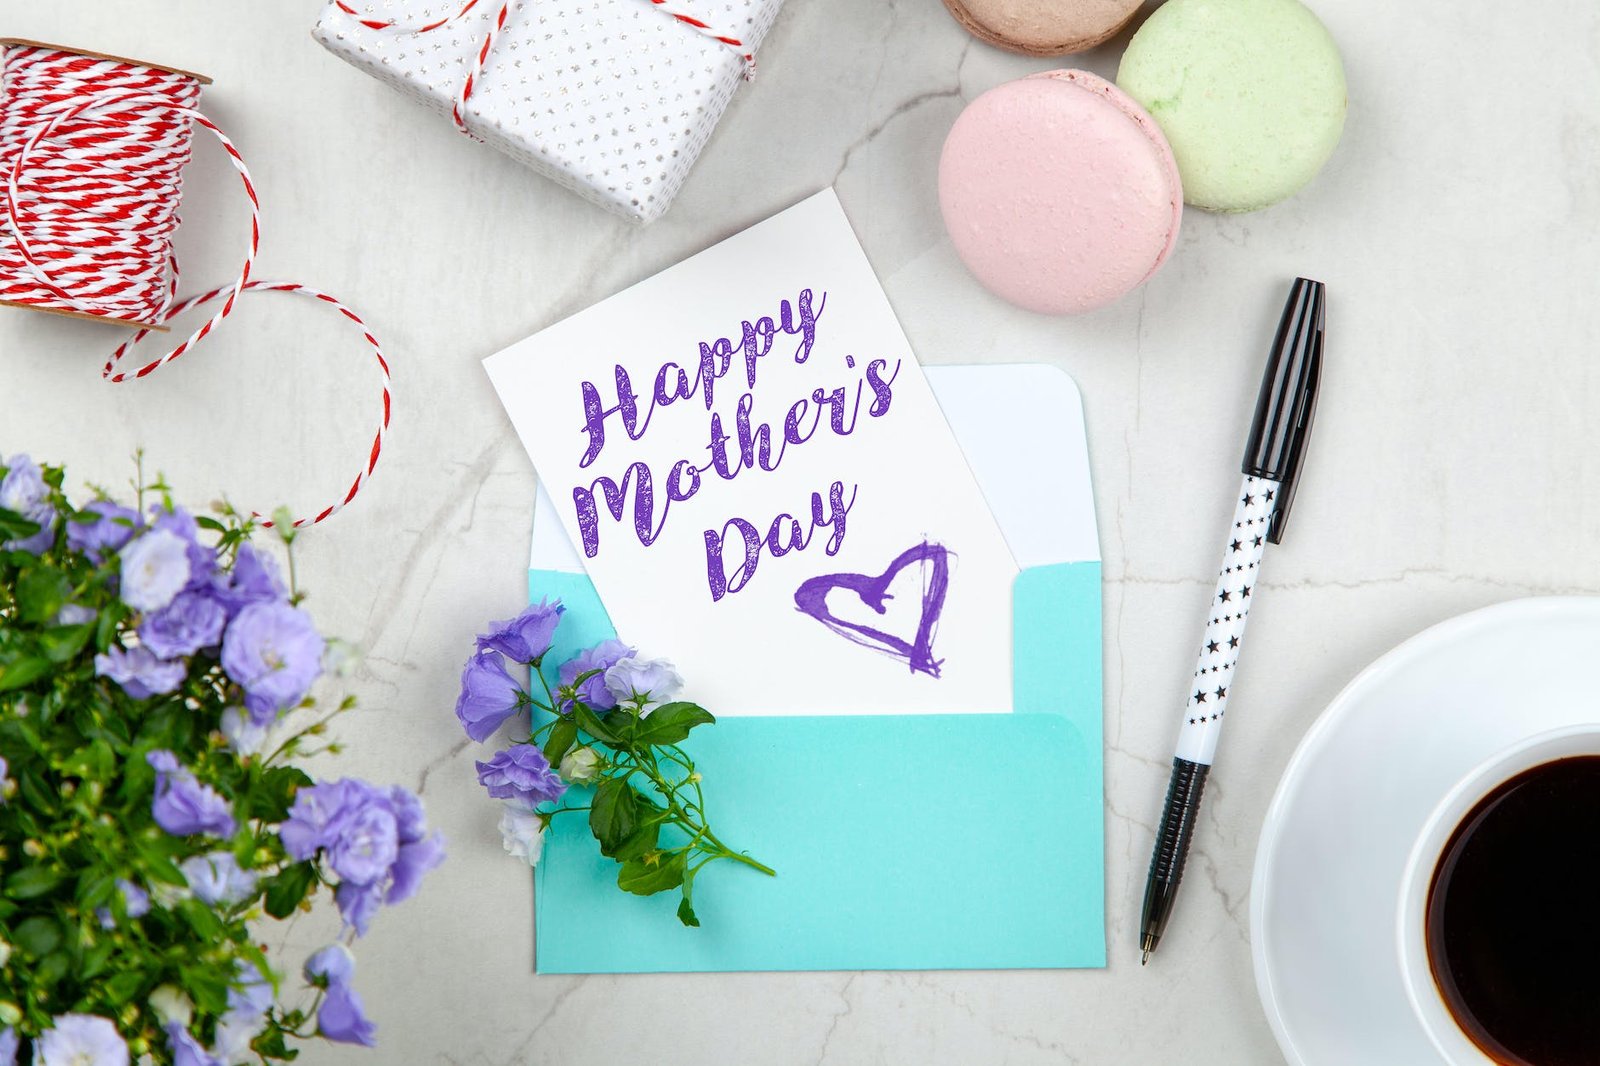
[1426, 756, 1600, 1066]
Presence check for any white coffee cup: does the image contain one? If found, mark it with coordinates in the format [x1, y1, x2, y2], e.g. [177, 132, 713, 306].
[1396, 724, 1600, 1065]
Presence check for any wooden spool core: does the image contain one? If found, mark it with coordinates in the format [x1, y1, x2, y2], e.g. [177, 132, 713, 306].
[0, 38, 212, 84]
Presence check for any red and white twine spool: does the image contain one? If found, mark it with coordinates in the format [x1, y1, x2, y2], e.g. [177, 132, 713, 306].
[0, 41, 390, 528]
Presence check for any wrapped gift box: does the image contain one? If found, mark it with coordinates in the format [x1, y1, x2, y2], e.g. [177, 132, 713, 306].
[313, 0, 782, 222]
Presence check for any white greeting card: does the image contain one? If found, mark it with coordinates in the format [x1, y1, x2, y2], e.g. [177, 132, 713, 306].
[484, 190, 1019, 716]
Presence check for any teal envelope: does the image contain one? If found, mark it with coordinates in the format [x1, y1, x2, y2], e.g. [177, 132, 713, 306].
[528, 365, 1104, 973]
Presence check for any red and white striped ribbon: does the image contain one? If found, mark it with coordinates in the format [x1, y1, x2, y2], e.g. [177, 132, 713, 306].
[0, 44, 390, 528]
[644, 0, 757, 72]
[333, 0, 757, 129]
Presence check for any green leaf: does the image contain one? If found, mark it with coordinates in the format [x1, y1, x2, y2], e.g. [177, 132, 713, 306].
[79, 939, 115, 981]
[0, 506, 40, 543]
[263, 861, 317, 919]
[61, 739, 114, 781]
[15, 767, 55, 817]
[678, 866, 700, 927]
[137, 846, 188, 888]
[181, 964, 230, 1015]
[542, 719, 578, 766]
[76, 869, 117, 911]
[178, 898, 224, 940]
[617, 850, 687, 895]
[15, 567, 70, 625]
[35, 952, 70, 987]
[0, 655, 52, 693]
[40, 622, 94, 663]
[611, 820, 661, 862]
[6, 866, 64, 900]
[103, 969, 146, 1006]
[589, 779, 641, 856]
[11, 915, 62, 956]
[631, 702, 716, 746]
[247, 766, 312, 822]
[573, 703, 619, 745]
[252, 1027, 299, 1061]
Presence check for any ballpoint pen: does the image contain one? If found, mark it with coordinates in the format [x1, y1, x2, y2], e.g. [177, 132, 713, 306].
[1139, 277, 1325, 964]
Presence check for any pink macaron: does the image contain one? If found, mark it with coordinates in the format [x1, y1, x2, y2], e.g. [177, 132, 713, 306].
[938, 70, 1183, 315]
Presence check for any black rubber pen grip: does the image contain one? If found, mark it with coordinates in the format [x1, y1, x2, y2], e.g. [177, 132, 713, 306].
[1150, 758, 1208, 884]
[1141, 758, 1210, 956]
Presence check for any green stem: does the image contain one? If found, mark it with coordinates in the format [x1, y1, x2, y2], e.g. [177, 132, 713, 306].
[262, 707, 344, 766]
[285, 538, 300, 602]
[533, 663, 560, 709]
[621, 753, 773, 876]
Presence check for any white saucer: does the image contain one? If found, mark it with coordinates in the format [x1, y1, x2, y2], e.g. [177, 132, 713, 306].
[1250, 598, 1600, 1065]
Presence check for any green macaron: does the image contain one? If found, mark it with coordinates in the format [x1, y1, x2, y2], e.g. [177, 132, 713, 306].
[1117, 0, 1346, 212]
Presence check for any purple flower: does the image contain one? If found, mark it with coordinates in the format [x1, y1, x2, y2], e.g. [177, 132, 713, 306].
[303, 944, 377, 1046]
[387, 832, 445, 904]
[96, 646, 186, 700]
[278, 778, 367, 860]
[335, 880, 384, 937]
[475, 746, 567, 807]
[215, 542, 285, 615]
[221, 602, 324, 718]
[605, 655, 683, 705]
[0, 1027, 16, 1066]
[304, 944, 354, 985]
[67, 499, 141, 563]
[149, 505, 218, 592]
[326, 801, 399, 885]
[35, 1014, 128, 1066]
[280, 779, 441, 936]
[219, 706, 270, 756]
[147, 750, 236, 838]
[385, 785, 427, 842]
[140, 591, 227, 659]
[54, 603, 95, 627]
[454, 649, 524, 742]
[212, 962, 273, 1064]
[119, 529, 192, 612]
[0, 454, 56, 555]
[164, 1023, 223, 1066]
[476, 598, 564, 664]
[0, 753, 10, 800]
[318, 980, 377, 1047]
[558, 639, 633, 712]
[96, 878, 150, 929]
[180, 852, 259, 907]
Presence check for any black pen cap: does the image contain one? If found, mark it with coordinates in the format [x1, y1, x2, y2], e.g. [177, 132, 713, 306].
[1242, 278, 1324, 544]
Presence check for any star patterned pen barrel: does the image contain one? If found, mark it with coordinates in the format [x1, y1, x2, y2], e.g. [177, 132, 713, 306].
[1140, 278, 1325, 964]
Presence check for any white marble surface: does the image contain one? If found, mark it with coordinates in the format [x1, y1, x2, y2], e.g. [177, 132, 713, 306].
[3, 1, 1598, 1062]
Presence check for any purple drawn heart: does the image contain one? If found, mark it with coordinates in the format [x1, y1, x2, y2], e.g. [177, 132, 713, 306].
[793, 541, 951, 677]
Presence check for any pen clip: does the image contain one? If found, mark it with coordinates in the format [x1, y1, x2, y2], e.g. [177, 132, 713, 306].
[1243, 278, 1324, 545]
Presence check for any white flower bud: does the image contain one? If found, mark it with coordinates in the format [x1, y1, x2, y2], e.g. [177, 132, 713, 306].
[559, 747, 603, 785]
[149, 984, 194, 1026]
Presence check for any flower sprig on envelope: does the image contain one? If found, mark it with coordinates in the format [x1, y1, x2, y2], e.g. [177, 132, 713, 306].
[455, 600, 772, 926]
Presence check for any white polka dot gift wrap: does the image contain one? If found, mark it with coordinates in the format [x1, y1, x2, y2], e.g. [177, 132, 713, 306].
[312, 0, 784, 223]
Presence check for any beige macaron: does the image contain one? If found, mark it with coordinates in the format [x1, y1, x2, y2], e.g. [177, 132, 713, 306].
[942, 0, 1145, 56]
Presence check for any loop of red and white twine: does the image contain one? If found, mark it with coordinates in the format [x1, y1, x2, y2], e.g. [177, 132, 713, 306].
[0, 44, 390, 528]
[334, 0, 756, 131]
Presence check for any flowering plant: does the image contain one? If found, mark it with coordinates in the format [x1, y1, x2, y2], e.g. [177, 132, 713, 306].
[0, 455, 443, 1065]
[456, 600, 772, 926]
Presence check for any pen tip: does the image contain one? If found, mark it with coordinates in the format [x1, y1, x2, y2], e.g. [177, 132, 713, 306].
[1141, 950, 1151, 966]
